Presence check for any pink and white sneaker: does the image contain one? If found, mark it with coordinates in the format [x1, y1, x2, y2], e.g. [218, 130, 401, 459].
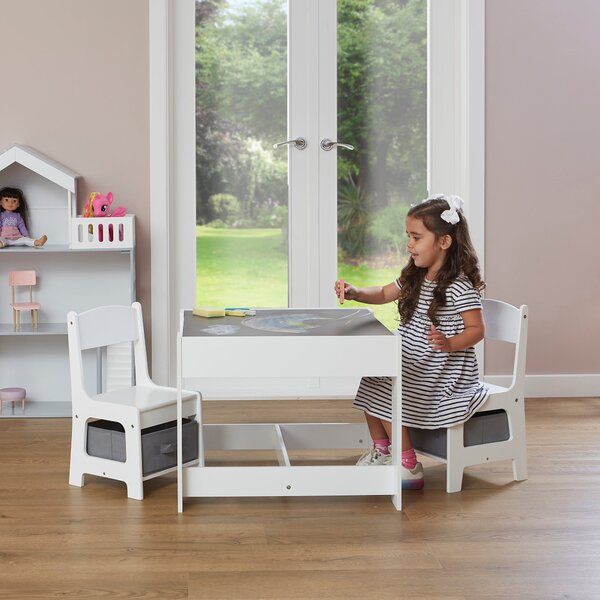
[356, 446, 390, 466]
[381, 452, 425, 489]
[401, 462, 424, 490]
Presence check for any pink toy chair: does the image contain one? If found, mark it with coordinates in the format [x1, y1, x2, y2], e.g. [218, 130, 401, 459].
[9, 270, 41, 330]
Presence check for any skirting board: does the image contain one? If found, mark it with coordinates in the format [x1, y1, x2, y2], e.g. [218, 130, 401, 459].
[484, 374, 600, 398]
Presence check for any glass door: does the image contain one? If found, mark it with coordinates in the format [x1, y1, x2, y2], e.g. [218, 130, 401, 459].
[195, 0, 289, 309]
[335, 0, 427, 330]
[195, 0, 427, 324]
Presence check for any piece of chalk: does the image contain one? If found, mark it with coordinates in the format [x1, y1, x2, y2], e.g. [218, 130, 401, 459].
[193, 306, 226, 318]
[225, 309, 247, 317]
[339, 279, 345, 304]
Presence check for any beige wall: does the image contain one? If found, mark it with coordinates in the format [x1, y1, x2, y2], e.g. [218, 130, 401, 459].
[0, 0, 150, 312]
[485, 0, 600, 375]
[2, 0, 597, 378]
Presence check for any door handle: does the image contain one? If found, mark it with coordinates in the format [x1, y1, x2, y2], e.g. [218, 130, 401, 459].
[273, 137, 307, 150]
[320, 138, 355, 151]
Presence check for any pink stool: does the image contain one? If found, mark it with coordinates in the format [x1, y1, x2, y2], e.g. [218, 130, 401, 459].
[0, 387, 26, 415]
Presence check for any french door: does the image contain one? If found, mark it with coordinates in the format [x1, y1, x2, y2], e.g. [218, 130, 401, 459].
[194, 0, 427, 328]
[149, 0, 484, 388]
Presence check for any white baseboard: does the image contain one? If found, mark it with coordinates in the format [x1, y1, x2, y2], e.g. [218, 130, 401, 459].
[484, 374, 600, 398]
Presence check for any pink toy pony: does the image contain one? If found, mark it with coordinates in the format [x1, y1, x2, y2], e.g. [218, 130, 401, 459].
[83, 192, 127, 242]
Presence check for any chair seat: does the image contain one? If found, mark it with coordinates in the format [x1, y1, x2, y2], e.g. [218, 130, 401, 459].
[91, 386, 198, 431]
[92, 386, 197, 412]
[484, 382, 509, 396]
[12, 302, 41, 311]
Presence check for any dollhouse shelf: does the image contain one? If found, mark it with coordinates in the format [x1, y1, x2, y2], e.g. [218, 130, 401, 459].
[0, 323, 67, 336]
[0, 244, 132, 253]
[0, 144, 136, 417]
[0, 401, 71, 418]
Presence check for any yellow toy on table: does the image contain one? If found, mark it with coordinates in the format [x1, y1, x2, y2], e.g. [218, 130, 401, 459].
[192, 307, 256, 318]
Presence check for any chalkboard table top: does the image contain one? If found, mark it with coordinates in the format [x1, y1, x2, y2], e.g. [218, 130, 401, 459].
[183, 308, 395, 338]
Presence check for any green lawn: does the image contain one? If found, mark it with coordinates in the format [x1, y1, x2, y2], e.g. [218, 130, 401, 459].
[197, 226, 401, 330]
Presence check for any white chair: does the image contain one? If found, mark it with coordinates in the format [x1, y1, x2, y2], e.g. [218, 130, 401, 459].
[410, 299, 528, 493]
[67, 302, 200, 500]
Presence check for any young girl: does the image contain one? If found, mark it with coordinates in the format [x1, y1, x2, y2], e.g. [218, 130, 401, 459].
[0, 187, 48, 248]
[335, 194, 488, 489]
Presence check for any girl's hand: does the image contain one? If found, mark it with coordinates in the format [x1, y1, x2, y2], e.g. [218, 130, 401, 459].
[428, 325, 452, 352]
[335, 279, 359, 302]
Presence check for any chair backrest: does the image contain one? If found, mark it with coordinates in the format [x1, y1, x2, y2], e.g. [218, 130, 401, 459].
[75, 305, 139, 350]
[482, 298, 528, 393]
[67, 302, 152, 399]
[9, 270, 36, 287]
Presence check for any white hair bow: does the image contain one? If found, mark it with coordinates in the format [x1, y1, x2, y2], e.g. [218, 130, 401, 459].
[423, 193, 464, 225]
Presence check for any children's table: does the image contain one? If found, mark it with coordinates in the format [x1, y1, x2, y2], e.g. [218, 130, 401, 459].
[176, 308, 402, 513]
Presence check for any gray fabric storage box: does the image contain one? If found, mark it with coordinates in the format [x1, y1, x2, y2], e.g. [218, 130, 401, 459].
[408, 410, 509, 459]
[87, 418, 199, 475]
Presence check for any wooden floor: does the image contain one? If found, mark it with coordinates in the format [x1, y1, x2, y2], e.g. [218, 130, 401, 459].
[1, 398, 599, 599]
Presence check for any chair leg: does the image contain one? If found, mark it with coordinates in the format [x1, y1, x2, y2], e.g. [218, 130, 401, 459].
[69, 416, 87, 488]
[124, 423, 144, 500]
[446, 424, 465, 493]
[509, 402, 528, 481]
[446, 463, 465, 493]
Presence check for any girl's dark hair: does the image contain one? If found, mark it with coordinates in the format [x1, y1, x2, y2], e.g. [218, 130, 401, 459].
[0, 186, 30, 230]
[398, 197, 485, 326]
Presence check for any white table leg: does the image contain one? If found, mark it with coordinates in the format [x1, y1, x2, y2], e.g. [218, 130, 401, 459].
[177, 332, 183, 513]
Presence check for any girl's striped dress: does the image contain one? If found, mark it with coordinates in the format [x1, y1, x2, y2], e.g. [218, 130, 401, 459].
[353, 275, 489, 429]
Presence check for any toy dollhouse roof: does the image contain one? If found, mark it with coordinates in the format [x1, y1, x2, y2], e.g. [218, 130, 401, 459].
[0, 144, 80, 193]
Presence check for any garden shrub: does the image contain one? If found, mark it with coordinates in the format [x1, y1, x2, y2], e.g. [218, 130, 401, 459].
[368, 202, 409, 255]
[208, 193, 241, 225]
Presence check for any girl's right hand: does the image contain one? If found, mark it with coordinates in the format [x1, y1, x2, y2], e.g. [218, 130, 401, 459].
[335, 279, 358, 303]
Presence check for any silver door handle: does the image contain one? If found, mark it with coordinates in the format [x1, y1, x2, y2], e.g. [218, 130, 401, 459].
[320, 138, 355, 151]
[273, 137, 307, 150]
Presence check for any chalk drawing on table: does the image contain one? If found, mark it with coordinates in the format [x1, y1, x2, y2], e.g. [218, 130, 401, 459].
[201, 324, 241, 336]
[240, 310, 366, 334]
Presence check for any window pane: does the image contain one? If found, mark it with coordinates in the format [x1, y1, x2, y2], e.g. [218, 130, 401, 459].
[336, 0, 427, 330]
[195, 0, 288, 309]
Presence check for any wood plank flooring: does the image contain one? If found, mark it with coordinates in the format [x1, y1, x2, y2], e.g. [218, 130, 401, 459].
[1, 398, 599, 599]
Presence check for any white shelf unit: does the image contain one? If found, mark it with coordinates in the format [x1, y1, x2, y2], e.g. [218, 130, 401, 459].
[0, 248, 136, 417]
[0, 145, 136, 417]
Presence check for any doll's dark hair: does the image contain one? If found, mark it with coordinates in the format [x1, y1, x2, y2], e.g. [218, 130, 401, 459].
[398, 197, 485, 326]
[0, 186, 30, 231]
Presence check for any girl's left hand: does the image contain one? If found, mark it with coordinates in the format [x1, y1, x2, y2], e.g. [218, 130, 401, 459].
[428, 325, 451, 352]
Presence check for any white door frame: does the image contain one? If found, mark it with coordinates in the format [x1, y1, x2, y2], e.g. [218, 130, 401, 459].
[149, 0, 196, 385]
[287, 0, 338, 309]
[149, 0, 485, 388]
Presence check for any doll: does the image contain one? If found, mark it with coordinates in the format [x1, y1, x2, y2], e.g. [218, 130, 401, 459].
[0, 187, 47, 248]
